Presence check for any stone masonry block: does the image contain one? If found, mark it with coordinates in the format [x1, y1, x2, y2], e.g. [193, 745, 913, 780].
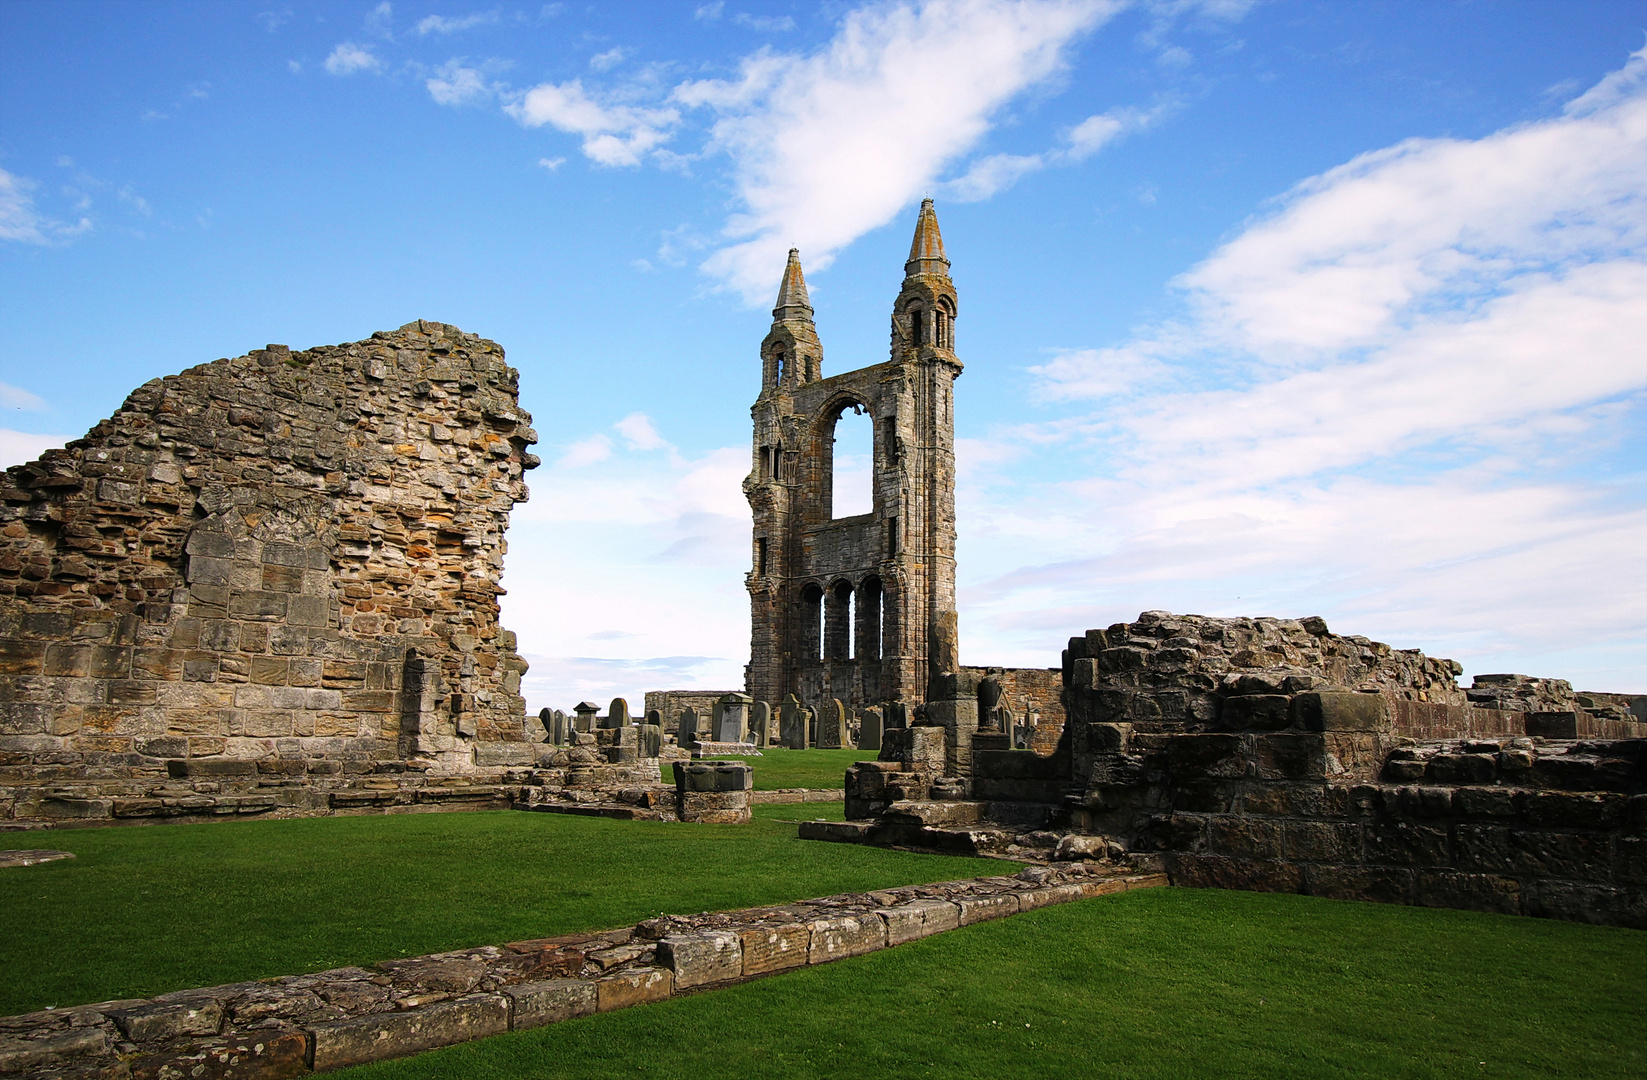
[310, 993, 508, 1070]
[127, 1030, 310, 1080]
[956, 892, 1021, 926]
[1168, 734, 1245, 779]
[739, 923, 812, 975]
[1221, 695, 1292, 731]
[881, 898, 961, 945]
[105, 998, 224, 1042]
[1018, 882, 1085, 910]
[595, 967, 673, 1012]
[504, 979, 596, 1030]
[807, 914, 887, 963]
[1305, 864, 1414, 905]
[658, 931, 742, 988]
[1291, 691, 1389, 732]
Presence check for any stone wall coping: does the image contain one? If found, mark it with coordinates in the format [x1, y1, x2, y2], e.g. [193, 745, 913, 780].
[0, 866, 1165, 1077]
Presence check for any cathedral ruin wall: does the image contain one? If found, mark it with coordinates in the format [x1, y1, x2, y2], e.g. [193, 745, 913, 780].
[0, 321, 540, 825]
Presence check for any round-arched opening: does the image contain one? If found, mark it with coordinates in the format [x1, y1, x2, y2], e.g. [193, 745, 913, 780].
[831, 403, 872, 518]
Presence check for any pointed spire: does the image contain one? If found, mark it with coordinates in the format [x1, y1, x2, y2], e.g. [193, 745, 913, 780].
[904, 198, 950, 277]
[772, 248, 814, 322]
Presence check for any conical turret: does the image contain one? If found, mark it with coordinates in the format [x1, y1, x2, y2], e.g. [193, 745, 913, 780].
[773, 248, 814, 323]
[904, 198, 950, 278]
[760, 248, 822, 393]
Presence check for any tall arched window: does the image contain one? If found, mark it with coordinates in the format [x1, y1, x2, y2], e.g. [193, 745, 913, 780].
[831, 404, 872, 518]
[825, 579, 853, 661]
[799, 584, 823, 662]
[908, 305, 925, 346]
[857, 576, 883, 662]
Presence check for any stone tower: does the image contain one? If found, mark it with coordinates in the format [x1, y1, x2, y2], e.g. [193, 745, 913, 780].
[744, 199, 961, 712]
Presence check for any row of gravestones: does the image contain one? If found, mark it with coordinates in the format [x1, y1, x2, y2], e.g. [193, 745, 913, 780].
[534, 694, 908, 754]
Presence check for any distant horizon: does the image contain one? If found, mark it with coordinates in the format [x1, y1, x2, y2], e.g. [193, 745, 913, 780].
[3, 1, 1643, 706]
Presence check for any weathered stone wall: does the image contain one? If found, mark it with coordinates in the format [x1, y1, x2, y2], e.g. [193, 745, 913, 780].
[962, 665, 1064, 753]
[643, 690, 734, 727]
[0, 321, 539, 824]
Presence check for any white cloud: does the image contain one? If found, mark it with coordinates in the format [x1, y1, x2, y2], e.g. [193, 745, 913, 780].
[615, 412, 670, 451]
[416, 11, 499, 36]
[501, 430, 752, 710]
[0, 383, 48, 411]
[324, 43, 383, 75]
[0, 167, 91, 244]
[427, 59, 502, 106]
[0, 429, 68, 469]
[946, 153, 1045, 202]
[694, 2, 725, 20]
[682, 0, 1121, 299]
[507, 79, 679, 167]
[589, 47, 626, 72]
[969, 48, 1647, 690]
[556, 433, 613, 468]
[537, 156, 566, 171]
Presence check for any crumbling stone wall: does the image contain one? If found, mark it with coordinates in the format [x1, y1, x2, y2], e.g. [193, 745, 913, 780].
[0, 321, 539, 823]
[962, 665, 1064, 753]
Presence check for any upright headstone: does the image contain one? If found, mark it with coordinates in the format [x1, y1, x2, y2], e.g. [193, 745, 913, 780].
[677, 707, 700, 749]
[535, 707, 553, 742]
[978, 676, 1004, 732]
[883, 700, 908, 730]
[859, 707, 883, 752]
[715, 693, 752, 743]
[640, 724, 662, 759]
[604, 697, 631, 730]
[779, 694, 809, 750]
[750, 700, 771, 747]
[574, 702, 600, 733]
[818, 699, 847, 748]
[645, 708, 663, 727]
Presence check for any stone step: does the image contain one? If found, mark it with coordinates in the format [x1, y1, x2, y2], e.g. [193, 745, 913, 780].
[881, 800, 986, 827]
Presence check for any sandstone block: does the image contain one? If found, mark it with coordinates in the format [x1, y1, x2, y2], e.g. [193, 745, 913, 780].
[738, 922, 812, 974]
[310, 993, 508, 1071]
[504, 979, 596, 1029]
[1291, 691, 1388, 732]
[128, 1030, 310, 1080]
[881, 898, 961, 945]
[1017, 883, 1085, 910]
[956, 892, 1020, 925]
[806, 914, 887, 963]
[595, 967, 672, 1012]
[105, 997, 223, 1041]
[657, 930, 742, 988]
[0, 1025, 109, 1074]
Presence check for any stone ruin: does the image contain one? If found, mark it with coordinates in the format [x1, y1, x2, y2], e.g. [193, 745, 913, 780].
[816, 611, 1647, 928]
[0, 321, 551, 824]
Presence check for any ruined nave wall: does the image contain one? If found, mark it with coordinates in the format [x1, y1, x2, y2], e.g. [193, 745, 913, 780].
[0, 321, 539, 823]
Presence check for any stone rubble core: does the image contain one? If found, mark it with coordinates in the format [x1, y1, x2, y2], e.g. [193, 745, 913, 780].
[0, 322, 542, 827]
[0, 864, 1166, 1079]
[825, 611, 1647, 928]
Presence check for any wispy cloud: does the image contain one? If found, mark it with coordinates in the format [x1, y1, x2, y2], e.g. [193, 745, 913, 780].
[324, 43, 384, 75]
[0, 429, 69, 469]
[416, 11, 500, 36]
[680, 0, 1122, 299]
[961, 45, 1647, 689]
[426, 58, 511, 105]
[0, 166, 92, 244]
[506, 79, 680, 167]
[589, 46, 626, 72]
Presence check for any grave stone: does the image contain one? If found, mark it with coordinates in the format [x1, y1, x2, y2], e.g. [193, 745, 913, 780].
[645, 709, 663, 727]
[678, 707, 700, 749]
[779, 695, 809, 750]
[574, 702, 600, 733]
[715, 693, 752, 743]
[750, 701, 771, 748]
[604, 697, 631, 730]
[818, 699, 847, 748]
[640, 724, 662, 759]
[859, 707, 883, 752]
[534, 707, 552, 742]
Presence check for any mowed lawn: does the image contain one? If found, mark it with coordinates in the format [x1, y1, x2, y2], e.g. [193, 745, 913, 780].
[337, 888, 1646, 1080]
[721, 747, 863, 790]
[0, 803, 991, 1016]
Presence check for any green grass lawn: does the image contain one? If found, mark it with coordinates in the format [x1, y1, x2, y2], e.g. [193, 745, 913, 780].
[720, 746, 864, 790]
[334, 887, 1646, 1080]
[0, 804, 994, 1016]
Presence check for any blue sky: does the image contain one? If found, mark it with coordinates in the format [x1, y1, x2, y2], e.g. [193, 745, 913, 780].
[2, 0, 1644, 708]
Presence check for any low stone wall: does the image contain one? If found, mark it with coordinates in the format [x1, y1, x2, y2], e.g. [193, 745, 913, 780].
[0, 866, 1165, 1078]
[1146, 732, 1645, 928]
[749, 788, 844, 804]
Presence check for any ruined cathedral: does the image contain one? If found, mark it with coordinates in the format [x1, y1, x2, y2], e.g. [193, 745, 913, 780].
[745, 199, 961, 713]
